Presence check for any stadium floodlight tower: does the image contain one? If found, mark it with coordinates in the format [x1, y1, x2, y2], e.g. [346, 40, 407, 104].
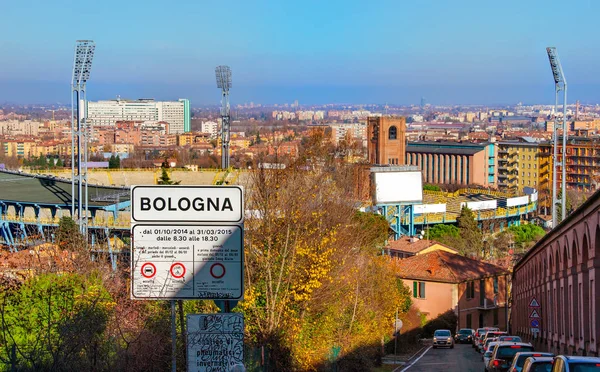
[215, 65, 232, 169]
[71, 40, 95, 235]
[546, 47, 568, 227]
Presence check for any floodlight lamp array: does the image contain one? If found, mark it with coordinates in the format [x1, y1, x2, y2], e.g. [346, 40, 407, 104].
[72, 41, 95, 87]
[546, 47, 565, 85]
[215, 65, 232, 90]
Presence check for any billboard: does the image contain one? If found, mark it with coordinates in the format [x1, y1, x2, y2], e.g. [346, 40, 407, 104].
[507, 195, 529, 207]
[414, 203, 446, 214]
[372, 170, 423, 204]
[460, 200, 497, 211]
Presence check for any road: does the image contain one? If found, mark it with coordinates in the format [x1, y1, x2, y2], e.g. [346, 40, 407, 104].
[403, 343, 485, 372]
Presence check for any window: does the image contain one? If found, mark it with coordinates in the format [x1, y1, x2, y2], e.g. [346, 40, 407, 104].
[493, 309, 499, 326]
[389, 126, 397, 140]
[528, 155, 531, 160]
[493, 277, 499, 294]
[522, 155, 525, 160]
[534, 181, 537, 186]
[534, 164, 537, 169]
[466, 281, 475, 299]
[413, 281, 426, 298]
[466, 314, 472, 329]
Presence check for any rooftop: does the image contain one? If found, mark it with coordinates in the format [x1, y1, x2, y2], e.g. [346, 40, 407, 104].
[395, 250, 507, 283]
[386, 237, 457, 254]
[0, 170, 129, 207]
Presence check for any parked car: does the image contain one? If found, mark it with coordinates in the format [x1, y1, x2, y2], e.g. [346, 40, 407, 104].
[474, 328, 488, 348]
[521, 356, 553, 372]
[484, 342, 504, 372]
[489, 342, 535, 372]
[481, 331, 508, 352]
[483, 338, 499, 355]
[432, 329, 454, 349]
[498, 336, 522, 343]
[476, 328, 500, 351]
[551, 356, 600, 371]
[455, 328, 475, 343]
[508, 352, 554, 372]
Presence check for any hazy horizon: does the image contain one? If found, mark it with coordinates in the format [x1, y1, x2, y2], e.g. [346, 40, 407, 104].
[1, 0, 599, 106]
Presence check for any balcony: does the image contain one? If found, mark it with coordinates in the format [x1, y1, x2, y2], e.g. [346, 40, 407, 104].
[477, 297, 499, 310]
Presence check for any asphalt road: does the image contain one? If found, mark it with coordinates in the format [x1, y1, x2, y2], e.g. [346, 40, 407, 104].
[403, 343, 485, 372]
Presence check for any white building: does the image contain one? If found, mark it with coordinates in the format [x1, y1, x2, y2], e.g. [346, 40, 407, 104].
[200, 121, 219, 139]
[329, 122, 368, 148]
[86, 98, 190, 134]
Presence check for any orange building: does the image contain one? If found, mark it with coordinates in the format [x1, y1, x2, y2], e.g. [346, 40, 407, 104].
[367, 116, 406, 165]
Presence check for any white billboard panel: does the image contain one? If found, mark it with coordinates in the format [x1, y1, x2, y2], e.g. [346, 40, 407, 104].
[373, 171, 423, 204]
[414, 203, 447, 214]
[507, 196, 529, 207]
[460, 200, 497, 211]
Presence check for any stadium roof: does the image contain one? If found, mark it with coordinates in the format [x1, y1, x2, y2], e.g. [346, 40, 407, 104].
[0, 170, 129, 208]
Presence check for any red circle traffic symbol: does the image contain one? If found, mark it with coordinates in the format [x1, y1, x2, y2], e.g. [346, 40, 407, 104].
[210, 263, 226, 279]
[141, 263, 157, 278]
[170, 263, 186, 278]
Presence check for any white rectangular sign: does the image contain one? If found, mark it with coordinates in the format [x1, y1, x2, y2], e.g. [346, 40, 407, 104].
[372, 171, 423, 204]
[507, 195, 529, 207]
[187, 313, 244, 372]
[131, 224, 243, 299]
[460, 200, 497, 211]
[131, 185, 244, 223]
[414, 203, 447, 214]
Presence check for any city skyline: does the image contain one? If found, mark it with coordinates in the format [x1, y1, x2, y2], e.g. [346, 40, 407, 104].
[1, 0, 599, 105]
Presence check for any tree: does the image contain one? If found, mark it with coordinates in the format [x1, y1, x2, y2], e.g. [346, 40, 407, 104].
[157, 167, 180, 185]
[115, 155, 121, 168]
[108, 155, 117, 169]
[456, 206, 483, 257]
[426, 224, 459, 242]
[508, 224, 545, 250]
[55, 158, 63, 167]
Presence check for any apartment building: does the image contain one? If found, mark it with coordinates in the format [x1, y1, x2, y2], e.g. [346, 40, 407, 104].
[497, 141, 551, 193]
[329, 122, 367, 148]
[86, 98, 190, 134]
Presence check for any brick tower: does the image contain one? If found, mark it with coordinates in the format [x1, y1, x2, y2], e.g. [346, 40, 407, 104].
[367, 116, 406, 165]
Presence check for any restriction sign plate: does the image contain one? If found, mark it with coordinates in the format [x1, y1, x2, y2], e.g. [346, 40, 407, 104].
[131, 224, 243, 300]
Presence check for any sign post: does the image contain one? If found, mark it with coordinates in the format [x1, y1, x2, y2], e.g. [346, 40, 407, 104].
[529, 297, 541, 339]
[187, 314, 244, 372]
[130, 185, 245, 371]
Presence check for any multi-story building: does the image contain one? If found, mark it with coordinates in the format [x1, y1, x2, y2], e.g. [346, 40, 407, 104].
[497, 140, 551, 193]
[552, 136, 600, 193]
[405, 141, 497, 187]
[329, 122, 367, 148]
[86, 98, 190, 134]
[200, 121, 219, 139]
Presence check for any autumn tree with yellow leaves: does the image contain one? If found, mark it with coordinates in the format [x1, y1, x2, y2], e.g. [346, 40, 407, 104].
[240, 132, 412, 371]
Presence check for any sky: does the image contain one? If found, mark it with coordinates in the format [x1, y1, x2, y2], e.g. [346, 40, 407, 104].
[0, 0, 599, 106]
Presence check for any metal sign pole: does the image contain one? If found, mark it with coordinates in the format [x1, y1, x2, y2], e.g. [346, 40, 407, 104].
[171, 300, 176, 372]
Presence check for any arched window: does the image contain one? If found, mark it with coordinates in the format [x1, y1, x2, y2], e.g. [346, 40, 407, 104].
[389, 126, 397, 140]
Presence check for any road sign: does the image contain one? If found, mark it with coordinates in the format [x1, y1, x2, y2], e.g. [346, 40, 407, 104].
[187, 313, 244, 372]
[529, 298, 540, 307]
[131, 185, 244, 223]
[131, 224, 243, 299]
[531, 319, 540, 328]
[529, 309, 541, 319]
[394, 319, 403, 333]
[531, 328, 540, 334]
[141, 262, 156, 278]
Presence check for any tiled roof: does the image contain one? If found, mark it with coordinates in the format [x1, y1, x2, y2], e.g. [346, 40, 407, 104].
[386, 237, 457, 254]
[394, 250, 507, 283]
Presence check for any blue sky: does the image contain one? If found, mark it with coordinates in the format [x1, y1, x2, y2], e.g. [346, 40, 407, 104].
[0, 0, 599, 105]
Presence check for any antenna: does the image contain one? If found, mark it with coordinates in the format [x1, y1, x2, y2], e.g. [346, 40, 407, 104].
[215, 65, 232, 169]
[71, 40, 95, 236]
[546, 47, 567, 227]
